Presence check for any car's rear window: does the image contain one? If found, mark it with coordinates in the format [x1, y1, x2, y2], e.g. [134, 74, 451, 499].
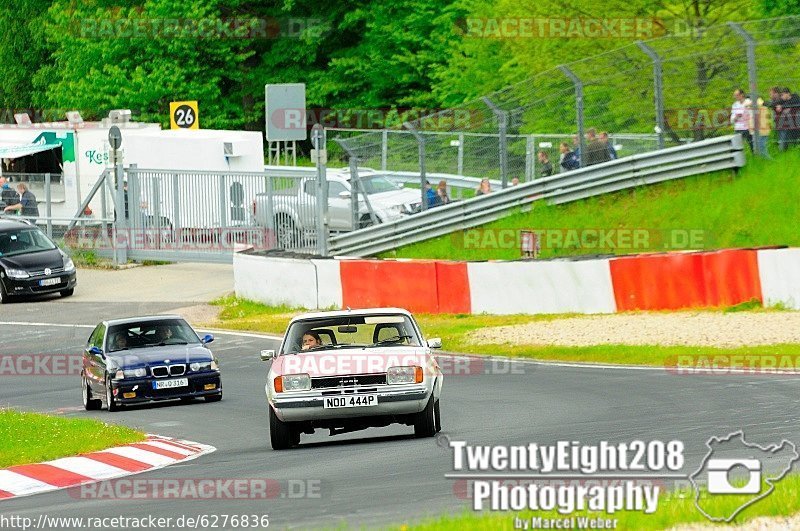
[282, 314, 421, 354]
[0, 229, 57, 257]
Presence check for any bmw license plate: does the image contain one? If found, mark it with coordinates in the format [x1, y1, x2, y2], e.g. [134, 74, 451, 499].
[323, 394, 377, 409]
[39, 278, 60, 286]
[152, 378, 188, 390]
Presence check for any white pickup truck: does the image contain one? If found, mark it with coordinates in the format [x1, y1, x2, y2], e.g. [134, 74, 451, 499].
[252, 172, 422, 247]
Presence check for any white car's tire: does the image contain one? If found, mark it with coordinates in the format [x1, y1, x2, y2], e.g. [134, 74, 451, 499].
[414, 395, 437, 438]
[269, 406, 299, 450]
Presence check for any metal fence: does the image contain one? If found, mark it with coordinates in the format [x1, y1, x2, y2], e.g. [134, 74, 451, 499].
[329, 135, 745, 257]
[333, 16, 800, 187]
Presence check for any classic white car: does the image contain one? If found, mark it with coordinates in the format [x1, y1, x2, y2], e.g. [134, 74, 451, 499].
[261, 308, 443, 450]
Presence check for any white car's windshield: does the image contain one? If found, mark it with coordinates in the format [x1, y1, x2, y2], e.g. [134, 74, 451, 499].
[0, 229, 57, 257]
[282, 314, 422, 354]
[360, 176, 401, 195]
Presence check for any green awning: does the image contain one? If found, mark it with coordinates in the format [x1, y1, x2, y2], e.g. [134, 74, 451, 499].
[0, 141, 62, 159]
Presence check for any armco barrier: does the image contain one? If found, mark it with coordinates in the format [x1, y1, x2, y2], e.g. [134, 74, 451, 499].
[234, 246, 793, 315]
[609, 249, 762, 311]
[757, 248, 800, 309]
[467, 260, 617, 315]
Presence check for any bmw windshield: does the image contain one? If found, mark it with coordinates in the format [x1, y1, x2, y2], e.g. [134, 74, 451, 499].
[0, 229, 57, 257]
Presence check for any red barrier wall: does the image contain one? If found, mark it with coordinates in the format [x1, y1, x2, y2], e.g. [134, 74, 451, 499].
[340, 260, 470, 314]
[610, 250, 762, 311]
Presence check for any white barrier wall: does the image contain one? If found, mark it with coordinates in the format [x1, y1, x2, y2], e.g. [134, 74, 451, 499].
[757, 248, 800, 309]
[233, 254, 319, 308]
[310, 259, 344, 309]
[467, 259, 618, 314]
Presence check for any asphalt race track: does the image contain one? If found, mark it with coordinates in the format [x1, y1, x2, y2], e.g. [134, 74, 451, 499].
[2, 298, 800, 528]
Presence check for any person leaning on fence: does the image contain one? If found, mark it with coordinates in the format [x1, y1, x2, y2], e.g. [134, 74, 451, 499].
[779, 87, 800, 149]
[585, 128, 610, 166]
[3, 182, 39, 218]
[475, 178, 492, 196]
[730, 88, 753, 151]
[559, 142, 580, 171]
[424, 180, 441, 208]
[537, 151, 553, 177]
[599, 132, 617, 160]
[0, 176, 19, 210]
[436, 180, 450, 205]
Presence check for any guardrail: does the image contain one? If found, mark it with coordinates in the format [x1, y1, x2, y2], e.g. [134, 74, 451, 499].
[328, 135, 746, 257]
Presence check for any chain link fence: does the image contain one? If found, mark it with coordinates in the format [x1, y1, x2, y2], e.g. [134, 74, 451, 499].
[332, 16, 800, 187]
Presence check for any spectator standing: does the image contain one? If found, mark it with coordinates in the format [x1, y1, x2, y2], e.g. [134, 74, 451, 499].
[571, 134, 582, 164]
[730, 88, 753, 150]
[511, 177, 520, 186]
[3, 182, 39, 218]
[585, 128, 610, 165]
[749, 97, 772, 156]
[475, 178, 492, 196]
[599, 132, 617, 159]
[0, 176, 19, 210]
[767, 86, 788, 151]
[537, 151, 553, 177]
[424, 180, 440, 208]
[780, 87, 800, 149]
[559, 142, 580, 171]
[436, 180, 450, 205]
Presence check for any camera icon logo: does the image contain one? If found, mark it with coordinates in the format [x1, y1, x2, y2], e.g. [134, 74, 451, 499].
[690, 431, 798, 523]
[706, 458, 761, 494]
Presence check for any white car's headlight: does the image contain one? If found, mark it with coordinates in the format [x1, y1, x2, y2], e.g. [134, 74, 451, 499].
[63, 257, 75, 272]
[122, 368, 146, 378]
[387, 366, 422, 384]
[5, 268, 29, 279]
[190, 361, 217, 372]
[276, 373, 311, 392]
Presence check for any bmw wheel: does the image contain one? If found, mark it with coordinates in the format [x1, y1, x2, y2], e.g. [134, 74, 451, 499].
[82, 375, 102, 411]
[105, 377, 119, 412]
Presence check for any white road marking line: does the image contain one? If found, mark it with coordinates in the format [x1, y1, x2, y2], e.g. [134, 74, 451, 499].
[0, 470, 54, 496]
[100, 446, 175, 467]
[44, 456, 127, 481]
[0, 321, 93, 329]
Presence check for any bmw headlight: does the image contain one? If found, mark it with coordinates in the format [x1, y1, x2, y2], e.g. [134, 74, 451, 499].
[5, 268, 29, 279]
[122, 368, 146, 378]
[190, 361, 217, 372]
[387, 366, 423, 384]
[275, 373, 311, 392]
[63, 257, 75, 272]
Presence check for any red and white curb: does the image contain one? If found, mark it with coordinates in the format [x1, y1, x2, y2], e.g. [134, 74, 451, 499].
[0, 434, 216, 501]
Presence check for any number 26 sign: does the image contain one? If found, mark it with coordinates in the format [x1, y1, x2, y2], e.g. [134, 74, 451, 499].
[169, 101, 199, 129]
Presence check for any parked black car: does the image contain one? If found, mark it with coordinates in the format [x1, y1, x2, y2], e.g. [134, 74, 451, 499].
[0, 218, 77, 303]
[81, 315, 222, 411]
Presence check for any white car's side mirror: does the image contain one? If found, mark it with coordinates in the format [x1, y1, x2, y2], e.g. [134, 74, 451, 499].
[338, 191, 352, 199]
[260, 349, 276, 361]
[427, 338, 442, 349]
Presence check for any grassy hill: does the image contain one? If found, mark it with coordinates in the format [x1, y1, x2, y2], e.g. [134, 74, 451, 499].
[381, 150, 800, 261]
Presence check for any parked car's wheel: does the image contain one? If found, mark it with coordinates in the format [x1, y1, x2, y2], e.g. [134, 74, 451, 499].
[204, 394, 222, 403]
[274, 215, 299, 248]
[0, 280, 7, 304]
[105, 377, 119, 412]
[358, 214, 378, 229]
[82, 375, 102, 411]
[60, 288, 74, 298]
[269, 406, 298, 450]
[414, 395, 437, 438]
[434, 398, 442, 433]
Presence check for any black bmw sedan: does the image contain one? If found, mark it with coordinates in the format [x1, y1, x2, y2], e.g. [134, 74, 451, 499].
[81, 315, 223, 411]
[0, 218, 77, 303]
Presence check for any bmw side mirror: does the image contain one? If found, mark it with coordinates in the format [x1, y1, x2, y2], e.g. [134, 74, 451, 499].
[260, 349, 276, 362]
[89, 346, 104, 357]
[201, 334, 214, 344]
[427, 338, 442, 349]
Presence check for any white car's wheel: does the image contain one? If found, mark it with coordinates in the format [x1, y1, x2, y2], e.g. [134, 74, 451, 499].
[269, 406, 299, 450]
[414, 395, 437, 438]
[434, 399, 441, 433]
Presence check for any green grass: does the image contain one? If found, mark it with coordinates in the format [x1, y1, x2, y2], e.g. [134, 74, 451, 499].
[400, 474, 800, 530]
[0, 409, 145, 468]
[206, 297, 800, 367]
[381, 150, 800, 260]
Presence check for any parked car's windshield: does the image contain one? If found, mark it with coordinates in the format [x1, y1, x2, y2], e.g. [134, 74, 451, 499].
[107, 318, 201, 352]
[0, 228, 57, 257]
[360, 175, 402, 195]
[282, 314, 422, 354]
